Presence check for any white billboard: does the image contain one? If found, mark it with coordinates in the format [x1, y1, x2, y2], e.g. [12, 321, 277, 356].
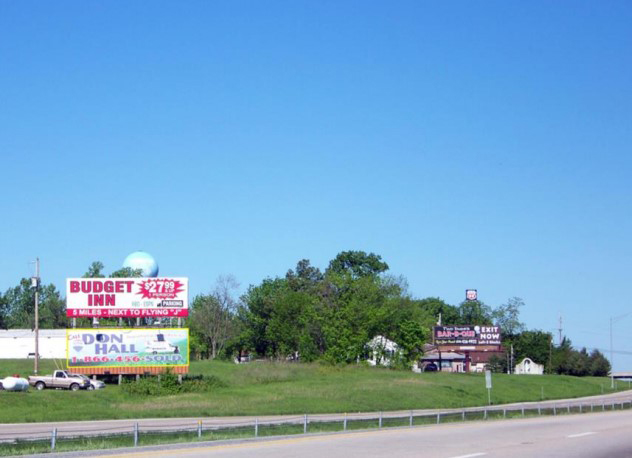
[66, 277, 188, 318]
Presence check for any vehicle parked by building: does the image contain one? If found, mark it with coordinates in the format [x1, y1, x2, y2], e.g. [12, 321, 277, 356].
[71, 374, 106, 390]
[28, 370, 91, 391]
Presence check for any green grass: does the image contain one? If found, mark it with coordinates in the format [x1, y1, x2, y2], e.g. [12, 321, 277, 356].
[0, 359, 628, 423]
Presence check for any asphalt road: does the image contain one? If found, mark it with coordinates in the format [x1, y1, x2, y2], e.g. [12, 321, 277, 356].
[44, 409, 632, 458]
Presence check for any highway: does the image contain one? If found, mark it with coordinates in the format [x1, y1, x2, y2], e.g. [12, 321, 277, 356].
[40, 409, 632, 458]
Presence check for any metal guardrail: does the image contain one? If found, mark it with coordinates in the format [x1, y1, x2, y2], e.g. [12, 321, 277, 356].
[1, 397, 631, 453]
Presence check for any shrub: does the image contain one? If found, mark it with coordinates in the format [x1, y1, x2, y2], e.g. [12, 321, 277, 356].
[121, 374, 226, 396]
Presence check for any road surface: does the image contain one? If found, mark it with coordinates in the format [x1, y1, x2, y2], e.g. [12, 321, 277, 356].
[34, 408, 632, 458]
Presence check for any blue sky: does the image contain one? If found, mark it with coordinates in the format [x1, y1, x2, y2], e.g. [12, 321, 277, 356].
[1, 2, 631, 368]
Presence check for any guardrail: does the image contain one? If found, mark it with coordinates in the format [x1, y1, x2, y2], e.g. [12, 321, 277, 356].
[1, 397, 631, 455]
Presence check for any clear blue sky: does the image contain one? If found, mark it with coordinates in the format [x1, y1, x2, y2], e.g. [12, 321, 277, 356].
[1, 2, 631, 368]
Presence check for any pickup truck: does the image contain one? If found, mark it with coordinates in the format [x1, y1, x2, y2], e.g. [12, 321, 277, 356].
[28, 370, 91, 391]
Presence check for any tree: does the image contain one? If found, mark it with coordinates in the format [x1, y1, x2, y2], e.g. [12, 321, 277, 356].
[487, 353, 508, 373]
[2, 278, 66, 329]
[286, 259, 323, 293]
[513, 330, 551, 367]
[326, 251, 389, 279]
[456, 300, 492, 325]
[82, 261, 105, 278]
[395, 320, 426, 367]
[492, 297, 525, 337]
[0, 293, 10, 329]
[188, 275, 239, 359]
[110, 267, 143, 278]
[589, 349, 610, 376]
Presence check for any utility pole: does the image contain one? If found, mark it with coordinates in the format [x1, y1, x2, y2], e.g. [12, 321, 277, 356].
[31, 258, 40, 375]
[609, 313, 632, 389]
[558, 315, 563, 345]
[610, 316, 614, 389]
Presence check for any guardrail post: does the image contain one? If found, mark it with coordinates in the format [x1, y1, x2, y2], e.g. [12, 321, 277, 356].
[591, 403, 594, 412]
[579, 404, 582, 413]
[522, 406, 525, 417]
[503, 409, 506, 418]
[462, 410, 465, 421]
[436, 413, 440, 424]
[197, 420, 202, 439]
[612, 402, 615, 411]
[304, 414, 308, 434]
[409, 410, 413, 427]
[602, 401, 605, 411]
[134, 422, 139, 447]
[553, 405, 556, 416]
[379, 412, 382, 429]
[255, 418, 258, 437]
[567, 405, 570, 414]
[538, 406, 541, 415]
[51, 428, 57, 451]
[343, 413, 347, 431]
[484, 408, 487, 420]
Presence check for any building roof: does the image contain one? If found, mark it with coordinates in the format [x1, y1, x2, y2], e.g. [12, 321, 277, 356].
[0, 329, 67, 338]
[422, 351, 466, 361]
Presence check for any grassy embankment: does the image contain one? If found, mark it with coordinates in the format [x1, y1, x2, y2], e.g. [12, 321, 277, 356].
[0, 359, 627, 423]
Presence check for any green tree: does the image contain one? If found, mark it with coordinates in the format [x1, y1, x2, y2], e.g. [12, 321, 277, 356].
[286, 259, 323, 293]
[513, 330, 551, 367]
[188, 275, 239, 359]
[82, 261, 105, 278]
[238, 277, 290, 357]
[456, 300, 492, 325]
[492, 297, 525, 337]
[487, 353, 508, 373]
[110, 267, 143, 278]
[0, 293, 9, 329]
[326, 251, 389, 279]
[3, 278, 66, 329]
[395, 320, 426, 367]
[589, 349, 610, 376]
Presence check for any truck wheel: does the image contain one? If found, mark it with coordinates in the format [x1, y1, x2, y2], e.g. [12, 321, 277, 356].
[70, 383, 80, 391]
[35, 381, 45, 391]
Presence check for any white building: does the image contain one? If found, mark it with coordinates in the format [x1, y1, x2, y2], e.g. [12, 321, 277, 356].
[514, 357, 544, 375]
[0, 329, 66, 359]
[365, 335, 400, 366]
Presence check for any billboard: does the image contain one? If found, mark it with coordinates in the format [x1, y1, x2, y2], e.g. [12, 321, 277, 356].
[434, 325, 501, 346]
[66, 328, 189, 368]
[66, 278, 188, 318]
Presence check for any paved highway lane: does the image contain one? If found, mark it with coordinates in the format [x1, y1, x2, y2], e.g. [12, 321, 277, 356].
[44, 409, 632, 458]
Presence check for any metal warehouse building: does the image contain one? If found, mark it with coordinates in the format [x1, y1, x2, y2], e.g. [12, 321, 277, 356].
[0, 329, 66, 359]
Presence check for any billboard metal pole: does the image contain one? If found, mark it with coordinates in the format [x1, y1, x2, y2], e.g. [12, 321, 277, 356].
[33, 258, 40, 375]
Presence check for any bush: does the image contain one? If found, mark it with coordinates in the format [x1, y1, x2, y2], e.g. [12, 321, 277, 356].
[121, 373, 226, 396]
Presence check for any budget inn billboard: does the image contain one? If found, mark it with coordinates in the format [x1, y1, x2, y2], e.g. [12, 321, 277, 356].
[67, 328, 189, 369]
[66, 277, 188, 318]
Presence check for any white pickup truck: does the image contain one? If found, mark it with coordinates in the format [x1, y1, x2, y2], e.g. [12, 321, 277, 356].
[28, 370, 91, 391]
